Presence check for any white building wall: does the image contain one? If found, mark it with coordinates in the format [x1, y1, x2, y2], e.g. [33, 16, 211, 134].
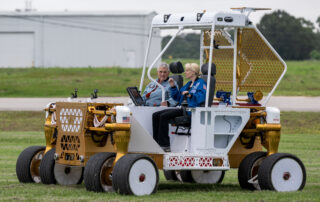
[0, 11, 161, 68]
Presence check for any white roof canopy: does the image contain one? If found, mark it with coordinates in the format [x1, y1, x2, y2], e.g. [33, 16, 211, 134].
[151, 12, 249, 29]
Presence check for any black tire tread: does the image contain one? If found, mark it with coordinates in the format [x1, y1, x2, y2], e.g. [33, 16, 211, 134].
[84, 152, 115, 192]
[258, 153, 306, 191]
[39, 148, 56, 184]
[163, 170, 178, 181]
[238, 151, 267, 190]
[16, 146, 45, 183]
[112, 154, 159, 195]
[180, 170, 194, 183]
[216, 170, 225, 184]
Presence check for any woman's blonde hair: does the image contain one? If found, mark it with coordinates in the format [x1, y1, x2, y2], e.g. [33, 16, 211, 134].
[185, 63, 200, 76]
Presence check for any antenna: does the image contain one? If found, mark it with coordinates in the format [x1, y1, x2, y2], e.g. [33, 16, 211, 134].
[231, 7, 271, 18]
[24, 0, 35, 12]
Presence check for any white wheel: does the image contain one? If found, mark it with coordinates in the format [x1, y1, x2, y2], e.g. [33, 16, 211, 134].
[258, 153, 306, 192]
[191, 170, 225, 184]
[129, 159, 157, 195]
[271, 158, 304, 191]
[54, 164, 83, 185]
[112, 154, 159, 196]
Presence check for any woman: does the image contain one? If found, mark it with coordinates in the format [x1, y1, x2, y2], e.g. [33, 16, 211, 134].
[152, 63, 207, 151]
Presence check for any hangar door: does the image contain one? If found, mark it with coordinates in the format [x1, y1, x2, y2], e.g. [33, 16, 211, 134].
[0, 32, 34, 67]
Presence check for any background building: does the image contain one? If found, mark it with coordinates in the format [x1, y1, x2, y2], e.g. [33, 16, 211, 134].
[0, 10, 161, 68]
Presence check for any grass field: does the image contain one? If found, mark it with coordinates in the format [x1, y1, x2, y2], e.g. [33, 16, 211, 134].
[0, 60, 319, 97]
[0, 111, 319, 201]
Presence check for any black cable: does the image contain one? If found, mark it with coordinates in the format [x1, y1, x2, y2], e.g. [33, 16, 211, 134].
[3, 15, 162, 38]
[222, 115, 232, 133]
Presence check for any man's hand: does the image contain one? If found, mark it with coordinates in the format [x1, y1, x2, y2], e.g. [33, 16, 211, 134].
[160, 101, 168, 106]
[168, 78, 175, 87]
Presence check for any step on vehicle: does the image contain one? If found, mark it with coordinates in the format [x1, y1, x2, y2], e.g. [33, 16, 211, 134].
[16, 8, 306, 195]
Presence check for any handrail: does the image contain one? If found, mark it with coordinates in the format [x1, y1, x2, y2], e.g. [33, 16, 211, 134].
[139, 27, 154, 92]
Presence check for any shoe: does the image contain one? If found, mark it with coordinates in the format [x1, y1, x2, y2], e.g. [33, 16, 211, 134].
[161, 146, 171, 152]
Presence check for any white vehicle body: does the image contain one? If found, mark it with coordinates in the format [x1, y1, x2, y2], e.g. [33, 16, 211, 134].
[128, 10, 286, 171]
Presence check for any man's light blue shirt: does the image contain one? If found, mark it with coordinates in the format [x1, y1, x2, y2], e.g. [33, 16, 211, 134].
[142, 79, 178, 107]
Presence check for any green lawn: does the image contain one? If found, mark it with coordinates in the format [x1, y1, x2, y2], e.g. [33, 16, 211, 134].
[0, 60, 319, 97]
[275, 61, 320, 96]
[0, 111, 319, 201]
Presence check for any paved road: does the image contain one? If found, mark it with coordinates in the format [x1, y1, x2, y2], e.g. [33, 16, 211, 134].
[0, 96, 319, 112]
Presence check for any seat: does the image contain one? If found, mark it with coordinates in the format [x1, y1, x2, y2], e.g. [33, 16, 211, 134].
[173, 63, 217, 136]
[169, 61, 184, 89]
[200, 63, 216, 107]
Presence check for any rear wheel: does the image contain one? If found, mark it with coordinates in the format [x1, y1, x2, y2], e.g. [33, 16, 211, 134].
[179, 170, 194, 183]
[191, 170, 225, 184]
[238, 151, 267, 190]
[163, 170, 178, 181]
[258, 153, 306, 192]
[16, 146, 45, 183]
[39, 148, 56, 184]
[84, 152, 115, 192]
[112, 154, 159, 196]
[54, 164, 83, 185]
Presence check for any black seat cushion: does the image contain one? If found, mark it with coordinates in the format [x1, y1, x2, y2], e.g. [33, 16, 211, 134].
[169, 61, 184, 73]
[174, 115, 191, 127]
[200, 75, 216, 107]
[201, 63, 216, 76]
[200, 63, 216, 107]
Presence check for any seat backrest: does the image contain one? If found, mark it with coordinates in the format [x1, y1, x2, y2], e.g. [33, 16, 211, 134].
[200, 63, 216, 106]
[169, 61, 184, 89]
[170, 75, 183, 89]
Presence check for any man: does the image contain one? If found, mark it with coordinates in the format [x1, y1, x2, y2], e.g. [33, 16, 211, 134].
[142, 63, 178, 107]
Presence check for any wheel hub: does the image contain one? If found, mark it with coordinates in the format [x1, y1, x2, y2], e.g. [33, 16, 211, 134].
[64, 167, 71, 175]
[283, 172, 291, 181]
[139, 174, 146, 182]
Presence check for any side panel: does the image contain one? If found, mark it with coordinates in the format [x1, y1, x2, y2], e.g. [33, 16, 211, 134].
[190, 107, 250, 155]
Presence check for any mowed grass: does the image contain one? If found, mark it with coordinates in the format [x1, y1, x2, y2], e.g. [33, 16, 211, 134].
[275, 61, 320, 96]
[0, 67, 158, 98]
[0, 112, 319, 201]
[0, 60, 319, 97]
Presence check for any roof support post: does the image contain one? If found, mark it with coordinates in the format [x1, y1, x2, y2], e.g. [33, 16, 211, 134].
[232, 28, 238, 106]
[139, 27, 153, 92]
[204, 24, 215, 108]
[147, 26, 183, 102]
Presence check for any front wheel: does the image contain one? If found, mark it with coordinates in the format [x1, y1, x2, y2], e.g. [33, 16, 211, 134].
[258, 153, 306, 192]
[39, 148, 56, 184]
[112, 154, 159, 196]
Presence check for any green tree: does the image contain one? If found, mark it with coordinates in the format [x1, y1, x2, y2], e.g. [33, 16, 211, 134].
[162, 33, 200, 59]
[257, 10, 316, 60]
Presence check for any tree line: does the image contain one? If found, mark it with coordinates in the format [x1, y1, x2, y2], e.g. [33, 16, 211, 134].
[162, 10, 320, 60]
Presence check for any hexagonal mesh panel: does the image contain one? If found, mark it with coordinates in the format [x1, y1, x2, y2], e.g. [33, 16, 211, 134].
[203, 28, 285, 93]
[55, 102, 87, 165]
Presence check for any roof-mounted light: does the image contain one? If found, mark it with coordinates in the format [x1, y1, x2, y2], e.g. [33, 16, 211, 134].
[163, 14, 171, 23]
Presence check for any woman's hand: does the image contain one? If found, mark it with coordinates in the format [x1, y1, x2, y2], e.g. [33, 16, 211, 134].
[168, 78, 175, 87]
[182, 91, 191, 97]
